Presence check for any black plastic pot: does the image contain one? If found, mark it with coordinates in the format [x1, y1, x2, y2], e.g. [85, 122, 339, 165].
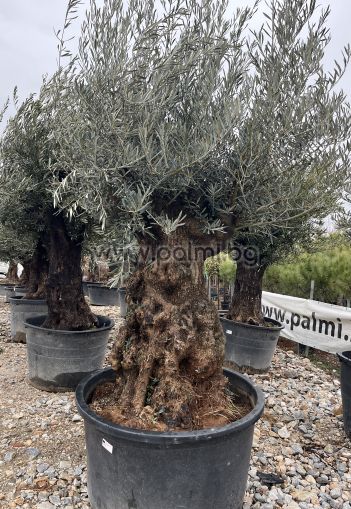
[76, 367, 264, 509]
[118, 287, 127, 318]
[9, 296, 48, 343]
[220, 317, 284, 373]
[88, 285, 119, 306]
[83, 281, 102, 297]
[0, 282, 13, 298]
[14, 286, 28, 297]
[4, 285, 15, 303]
[24, 315, 114, 392]
[337, 351, 351, 439]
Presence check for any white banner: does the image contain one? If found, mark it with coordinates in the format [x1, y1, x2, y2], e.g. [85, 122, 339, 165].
[262, 291, 351, 353]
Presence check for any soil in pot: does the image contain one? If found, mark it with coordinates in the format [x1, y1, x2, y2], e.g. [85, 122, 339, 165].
[25, 314, 114, 392]
[91, 371, 252, 431]
[220, 316, 284, 373]
[76, 367, 264, 509]
[337, 351, 351, 439]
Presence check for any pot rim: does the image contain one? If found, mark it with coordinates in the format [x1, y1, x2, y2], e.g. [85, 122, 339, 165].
[337, 351, 351, 366]
[24, 314, 114, 334]
[75, 367, 265, 445]
[87, 284, 118, 291]
[9, 296, 47, 305]
[220, 316, 284, 331]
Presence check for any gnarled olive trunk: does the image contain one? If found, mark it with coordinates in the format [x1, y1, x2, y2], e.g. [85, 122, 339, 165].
[25, 239, 49, 299]
[110, 227, 232, 430]
[6, 260, 18, 283]
[228, 261, 266, 325]
[18, 259, 31, 287]
[43, 214, 97, 331]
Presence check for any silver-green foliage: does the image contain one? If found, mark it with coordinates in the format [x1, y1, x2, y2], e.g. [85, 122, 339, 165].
[52, 0, 255, 236]
[0, 224, 35, 263]
[227, 0, 351, 234]
[53, 0, 351, 251]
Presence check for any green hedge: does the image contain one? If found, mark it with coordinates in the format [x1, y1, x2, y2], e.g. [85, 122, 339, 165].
[264, 246, 351, 304]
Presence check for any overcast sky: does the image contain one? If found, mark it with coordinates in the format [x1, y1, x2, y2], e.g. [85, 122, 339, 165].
[0, 0, 350, 122]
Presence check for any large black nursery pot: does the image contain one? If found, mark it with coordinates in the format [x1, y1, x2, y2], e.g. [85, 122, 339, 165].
[9, 296, 48, 343]
[0, 282, 13, 297]
[25, 315, 114, 392]
[1, 284, 15, 302]
[76, 367, 264, 509]
[88, 284, 119, 306]
[337, 351, 351, 439]
[83, 281, 102, 297]
[14, 286, 28, 297]
[220, 317, 284, 373]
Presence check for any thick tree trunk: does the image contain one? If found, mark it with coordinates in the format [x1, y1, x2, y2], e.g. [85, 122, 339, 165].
[6, 260, 19, 282]
[25, 240, 49, 299]
[108, 227, 233, 431]
[227, 261, 266, 325]
[43, 214, 97, 331]
[18, 259, 31, 287]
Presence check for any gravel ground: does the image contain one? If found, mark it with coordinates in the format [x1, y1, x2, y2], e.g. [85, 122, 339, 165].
[0, 298, 350, 508]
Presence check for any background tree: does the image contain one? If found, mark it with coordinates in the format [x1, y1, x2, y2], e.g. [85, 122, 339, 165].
[225, 0, 351, 325]
[0, 84, 97, 327]
[0, 224, 35, 284]
[264, 233, 351, 304]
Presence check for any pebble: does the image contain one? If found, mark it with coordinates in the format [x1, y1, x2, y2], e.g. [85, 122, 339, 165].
[278, 426, 291, 439]
[26, 447, 40, 459]
[37, 503, 55, 509]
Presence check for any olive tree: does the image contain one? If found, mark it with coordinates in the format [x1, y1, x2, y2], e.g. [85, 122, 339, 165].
[0, 224, 35, 284]
[225, 0, 351, 324]
[0, 99, 52, 298]
[0, 84, 98, 328]
[53, 0, 255, 429]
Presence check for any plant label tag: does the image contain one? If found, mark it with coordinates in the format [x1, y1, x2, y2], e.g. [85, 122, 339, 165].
[102, 438, 113, 454]
[226, 329, 233, 335]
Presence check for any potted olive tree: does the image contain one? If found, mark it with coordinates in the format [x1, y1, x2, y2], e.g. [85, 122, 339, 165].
[204, 252, 236, 310]
[221, 0, 351, 372]
[0, 224, 48, 341]
[0, 170, 50, 340]
[0, 83, 114, 389]
[53, 1, 265, 508]
[0, 224, 35, 304]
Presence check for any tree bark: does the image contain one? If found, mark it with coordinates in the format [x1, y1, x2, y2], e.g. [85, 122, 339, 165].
[109, 226, 232, 430]
[18, 259, 31, 287]
[6, 260, 19, 282]
[25, 240, 49, 299]
[43, 214, 97, 331]
[227, 261, 266, 325]
[82, 255, 99, 282]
